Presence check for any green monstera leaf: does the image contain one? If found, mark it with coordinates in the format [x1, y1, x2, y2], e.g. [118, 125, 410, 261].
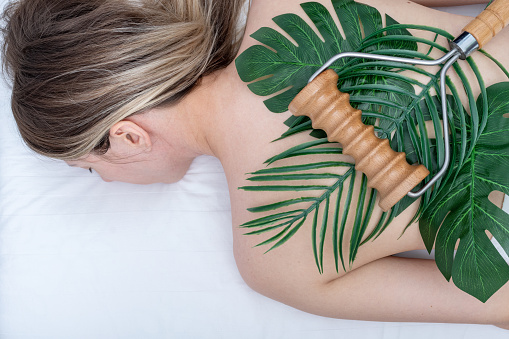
[420, 83, 509, 302]
[236, 0, 415, 113]
[235, 0, 509, 301]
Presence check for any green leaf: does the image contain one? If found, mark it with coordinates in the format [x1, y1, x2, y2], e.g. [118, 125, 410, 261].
[249, 161, 351, 174]
[420, 82, 509, 302]
[235, 0, 417, 114]
[247, 173, 342, 181]
[241, 210, 303, 227]
[240, 185, 329, 191]
[247, 197, 318, 213]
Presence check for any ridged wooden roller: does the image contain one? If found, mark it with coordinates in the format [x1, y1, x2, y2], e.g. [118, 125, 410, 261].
[288, 69, 429, 212]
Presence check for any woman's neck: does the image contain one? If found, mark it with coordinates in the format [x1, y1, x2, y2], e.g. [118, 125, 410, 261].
[155, 67, 236, 160]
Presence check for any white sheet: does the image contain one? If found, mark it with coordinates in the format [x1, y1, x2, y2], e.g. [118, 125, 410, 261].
[1, 2, 508, 338]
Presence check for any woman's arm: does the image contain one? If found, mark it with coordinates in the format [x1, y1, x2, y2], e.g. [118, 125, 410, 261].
[249, 255, 509, 328]
[412, 0, 488, 6]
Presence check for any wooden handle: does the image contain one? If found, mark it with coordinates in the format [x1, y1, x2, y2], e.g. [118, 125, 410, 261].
[288, 70, 429, 211]
[463, 0, 509, 48]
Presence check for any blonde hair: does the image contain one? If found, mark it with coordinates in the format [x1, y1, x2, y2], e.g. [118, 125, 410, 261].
[1, 0, 245, 159]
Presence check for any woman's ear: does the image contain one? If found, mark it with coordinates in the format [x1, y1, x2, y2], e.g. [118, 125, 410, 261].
[108, 120, 152, 156]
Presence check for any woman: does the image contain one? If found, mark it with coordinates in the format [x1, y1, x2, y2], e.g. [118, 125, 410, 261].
[2, 0, 508, 328]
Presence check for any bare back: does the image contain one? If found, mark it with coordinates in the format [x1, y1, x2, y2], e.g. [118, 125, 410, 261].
[208, 0, 509, 325]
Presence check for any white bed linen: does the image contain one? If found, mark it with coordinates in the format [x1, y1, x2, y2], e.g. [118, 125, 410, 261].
[1, 2, 509, 338]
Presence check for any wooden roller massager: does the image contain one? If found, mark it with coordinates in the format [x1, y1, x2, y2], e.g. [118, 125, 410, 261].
[289, 70, 429, 212]
[288, 0, 509, 212]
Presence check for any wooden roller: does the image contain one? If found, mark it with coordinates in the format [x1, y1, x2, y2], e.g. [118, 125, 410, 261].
[463, 0, 509, 48]
[288, 69, 429, 212]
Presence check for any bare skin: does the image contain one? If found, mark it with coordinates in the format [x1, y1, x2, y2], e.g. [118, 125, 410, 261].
[70, 0, 509, 328]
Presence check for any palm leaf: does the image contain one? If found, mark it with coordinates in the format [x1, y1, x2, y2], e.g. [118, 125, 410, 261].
[235, 0, 509, 301]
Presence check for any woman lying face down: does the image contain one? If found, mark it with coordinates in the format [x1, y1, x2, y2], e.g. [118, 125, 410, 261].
[2, 0, 509, 329]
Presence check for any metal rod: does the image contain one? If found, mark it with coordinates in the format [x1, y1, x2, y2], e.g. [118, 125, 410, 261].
[407, 51, 460, 198]
[308, 50, 459, 83]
